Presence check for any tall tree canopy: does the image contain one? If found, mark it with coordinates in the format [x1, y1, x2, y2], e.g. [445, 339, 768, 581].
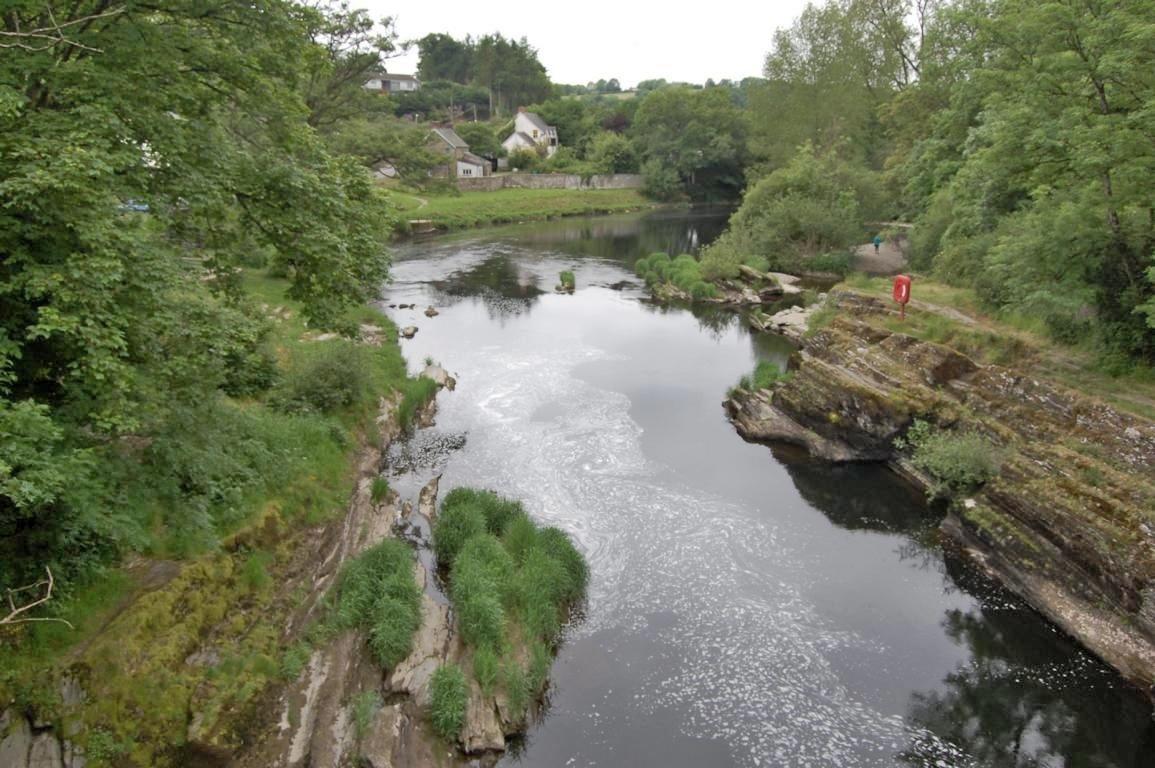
[413, 32, 552, 115]
[632, 86, 748, 201]
[0, 0, 394, 585]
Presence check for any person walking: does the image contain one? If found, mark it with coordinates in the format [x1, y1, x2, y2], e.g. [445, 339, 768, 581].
[873, 234, 883, 255]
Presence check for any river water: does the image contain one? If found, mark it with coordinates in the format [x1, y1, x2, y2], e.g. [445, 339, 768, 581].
[381, 209, 1154, 768]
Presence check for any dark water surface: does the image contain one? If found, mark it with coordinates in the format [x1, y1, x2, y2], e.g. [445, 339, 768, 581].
[381, 209, 1154, 768]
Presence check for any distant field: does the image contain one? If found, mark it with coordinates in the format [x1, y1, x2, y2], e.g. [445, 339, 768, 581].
[401, 187, 655, 230]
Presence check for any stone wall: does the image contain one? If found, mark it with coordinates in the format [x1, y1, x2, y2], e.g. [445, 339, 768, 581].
[455, 173, 643, 192]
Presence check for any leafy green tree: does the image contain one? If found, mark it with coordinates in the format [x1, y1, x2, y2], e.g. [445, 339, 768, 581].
[454, 121, 503, 159]
[415, 32, 472, 83]
[631, 86, 748, 200]
[0, 0, 394, 584]
[700, 143, 878, 276]
[589, 132, 639, 174]
[301, 3, 399, 128]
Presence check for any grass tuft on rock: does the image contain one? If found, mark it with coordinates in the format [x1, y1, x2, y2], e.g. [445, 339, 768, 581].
[430, 487, 589, 720]
[332, 539, 422, 668]
[429, 664, 468, 740]
[635, 253, 717, 300]
[896, 419, 1006, 499]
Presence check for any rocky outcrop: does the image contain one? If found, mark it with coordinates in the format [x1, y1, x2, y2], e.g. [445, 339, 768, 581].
[652, 267, 802, 307]
[727, 290, 1155, 698]
[748, 295, 826, 341]
[422, 364, 456, 391]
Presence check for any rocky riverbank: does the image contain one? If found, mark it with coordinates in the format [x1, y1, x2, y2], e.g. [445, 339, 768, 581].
[725, 290, 1155, 701]
[0, 362, 542, 768]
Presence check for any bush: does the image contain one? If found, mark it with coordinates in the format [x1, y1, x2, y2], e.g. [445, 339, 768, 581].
[271, 341, 373, 415]
[370, 476, 390, 504]
[633, 253, 717, 300]
[333, 540, 421, 668]
[441, 487, 525, 537]
[432, 500, 487, 567]
[897, 420, 1005, 498]
[559, 270, 576, 290]
[507, 148, 540, 171]
[473, 646, 499, 696]
[429, 664, 468, 740]
[397, 376, 439, 432]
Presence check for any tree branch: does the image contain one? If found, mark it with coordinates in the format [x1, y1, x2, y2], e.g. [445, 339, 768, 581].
[2, 567, 73, 629]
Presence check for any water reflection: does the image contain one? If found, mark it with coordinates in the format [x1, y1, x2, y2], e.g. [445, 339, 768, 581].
[775, 447, 1155, 767]
[900, 553, 1155, 768]
[426, 253, 545, 320]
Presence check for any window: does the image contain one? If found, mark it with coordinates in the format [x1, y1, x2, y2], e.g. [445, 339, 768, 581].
[532, 130, 538, 138]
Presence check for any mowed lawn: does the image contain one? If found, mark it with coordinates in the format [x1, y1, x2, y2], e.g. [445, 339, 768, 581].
[410, 187, 654, 229]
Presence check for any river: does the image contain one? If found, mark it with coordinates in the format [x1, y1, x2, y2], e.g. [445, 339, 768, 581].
[380, 208, 1154, 768]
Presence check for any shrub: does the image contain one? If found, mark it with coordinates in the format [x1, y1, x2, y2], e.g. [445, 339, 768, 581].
[559, 270, 576, 290]
[731, 361, 790, 394]
[897, 419, 1005, 498]
[441, 487, 525, 537]
[351, 690, 381, 742]
[432, 500, 487, 567]
[333, 540, 421, 668]
[271, 341, 373, 415]
[397, 376, 439, 432]
[501, 658, 529, 721]
[429, 664, 468, 740]
[633, 253, 716, 300]
[370, 476, 390, 504]
[473, 646, 499, 696]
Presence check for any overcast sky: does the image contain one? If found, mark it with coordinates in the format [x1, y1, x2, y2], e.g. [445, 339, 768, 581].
[362, 0, 812, 87]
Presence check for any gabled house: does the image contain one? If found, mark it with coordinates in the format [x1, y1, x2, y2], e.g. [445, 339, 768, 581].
[428, 126, 489, 178]
[363, 72, 421, 94]
[501, 108, 558, 157]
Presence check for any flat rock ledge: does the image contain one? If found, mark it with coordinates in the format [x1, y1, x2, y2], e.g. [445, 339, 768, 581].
[725, 290, 1155, 701]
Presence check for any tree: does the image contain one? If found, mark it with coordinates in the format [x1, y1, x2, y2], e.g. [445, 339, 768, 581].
[415, 32, 472, 83]
[589, 131, 638, 173]
[700, 143, 877, 276]
[302, 2, 400, 128]
[454, 121, 503, 159]
[0, 0, 394, 585]
[631, 86, 748, 200]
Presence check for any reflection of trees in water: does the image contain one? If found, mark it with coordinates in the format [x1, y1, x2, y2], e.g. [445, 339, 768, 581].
[488, 207, 733, 268]
[777, 447, 1155, 766]
[427, 254, 544, 321]
[775, 448, 936, 533]
[900, 555, 1155, 768]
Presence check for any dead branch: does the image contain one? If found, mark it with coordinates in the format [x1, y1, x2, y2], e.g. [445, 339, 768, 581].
[1, 566, 73, 629]
[0, 5, 123, 53]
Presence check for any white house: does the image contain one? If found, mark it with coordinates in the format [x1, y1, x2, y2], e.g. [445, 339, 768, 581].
[501, 108, 558, 157]
[363, 72, 420, 94]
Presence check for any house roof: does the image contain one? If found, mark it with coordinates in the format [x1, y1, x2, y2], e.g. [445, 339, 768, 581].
[520, 111, 552, 133]
[431, 126, 468, 149]
[503, 131, 536, 147]
[460, 152, 488, 166]
[367, 71, 419, 82]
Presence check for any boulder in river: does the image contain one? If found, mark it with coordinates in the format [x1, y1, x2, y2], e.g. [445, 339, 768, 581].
[424, 306, 439, 318]
[400, 326, 418, 339]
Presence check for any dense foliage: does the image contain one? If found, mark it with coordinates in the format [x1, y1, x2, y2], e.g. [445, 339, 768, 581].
[634, 254, 718, 300]
[731, 0, 1155, 364]
[333, 539, 422, 667]
[414, 32, 551, 115]
[0, 1, 396, 590]
[897, 419, 1005, 499]
[431, 488, 588, 717]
